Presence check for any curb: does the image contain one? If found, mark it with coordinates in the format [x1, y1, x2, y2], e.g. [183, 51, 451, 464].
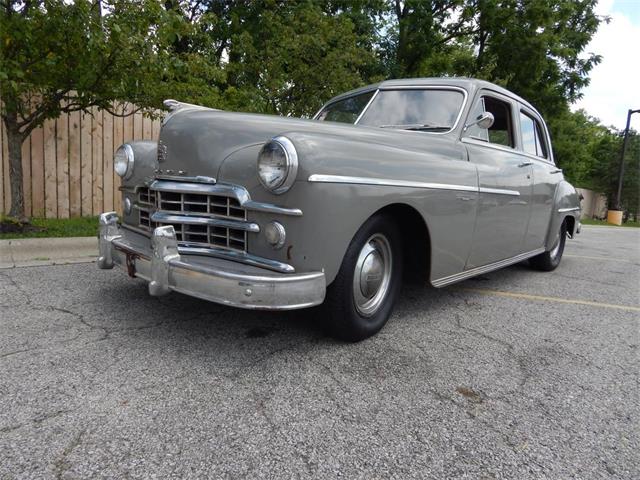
[0, 237, 97, 269]
[580, 225, 639, 230]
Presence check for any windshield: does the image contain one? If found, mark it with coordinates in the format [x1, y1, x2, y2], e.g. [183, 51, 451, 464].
[316, 88, 465, 132]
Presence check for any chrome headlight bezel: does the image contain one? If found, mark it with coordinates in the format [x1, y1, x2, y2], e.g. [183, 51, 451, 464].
[114, 144, 135, 180]
[257, 136, 298, 195]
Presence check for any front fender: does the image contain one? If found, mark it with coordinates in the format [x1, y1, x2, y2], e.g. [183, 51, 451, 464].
[121, 140, 158, 187]
[546, 180, 581, 249]
[219, 134, 478, 284]
[119, 140, 158, 227]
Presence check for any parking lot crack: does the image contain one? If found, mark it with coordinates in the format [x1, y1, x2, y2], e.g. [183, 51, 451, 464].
[0, 347, 40, 360]
[312, 358, 351, 396]
[0, 423, 25, 434]
[446, 292, 533, 392]
[52, 428, 87, 480]
[33, 409, 73, 425]
[0, 270, 32, 306]
[46, 305, 109, 341]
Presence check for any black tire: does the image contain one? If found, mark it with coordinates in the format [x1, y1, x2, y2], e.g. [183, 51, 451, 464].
[322, 213, 403, 342]
[529, 220, 567, 271]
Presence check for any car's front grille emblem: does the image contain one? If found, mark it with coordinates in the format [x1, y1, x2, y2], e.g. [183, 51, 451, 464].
[157, 141, 168, 163]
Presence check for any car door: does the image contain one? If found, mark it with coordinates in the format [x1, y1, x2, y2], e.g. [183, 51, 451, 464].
[462, 91, 534, 268]
[518, 105, 561, 251]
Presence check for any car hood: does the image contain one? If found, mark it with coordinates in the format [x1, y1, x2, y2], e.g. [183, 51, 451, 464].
[158, 108, 463, 181]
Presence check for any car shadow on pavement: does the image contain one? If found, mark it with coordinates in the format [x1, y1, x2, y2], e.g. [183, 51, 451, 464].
[96, 276, 327, 346]
[91, 261, 535, 349]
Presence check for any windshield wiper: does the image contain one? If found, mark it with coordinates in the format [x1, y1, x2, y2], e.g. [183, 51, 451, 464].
[380, 124, 450, 132]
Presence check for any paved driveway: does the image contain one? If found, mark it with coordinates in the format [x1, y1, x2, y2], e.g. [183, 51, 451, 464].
[1, 226, 638, 479]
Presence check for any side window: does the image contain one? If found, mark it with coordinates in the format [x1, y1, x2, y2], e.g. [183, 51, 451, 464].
[519, 111, 548, 158]
[466, 95, 514, 148]
[316, 92, 374, 124]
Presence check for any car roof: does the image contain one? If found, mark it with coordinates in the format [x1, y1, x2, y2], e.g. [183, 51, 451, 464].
[326, 77, 539, 116]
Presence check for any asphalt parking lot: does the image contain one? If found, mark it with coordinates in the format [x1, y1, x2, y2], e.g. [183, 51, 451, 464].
[1, 226, 638, 479]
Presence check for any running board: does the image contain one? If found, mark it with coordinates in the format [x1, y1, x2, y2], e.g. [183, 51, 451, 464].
[431, 247, 546, 288]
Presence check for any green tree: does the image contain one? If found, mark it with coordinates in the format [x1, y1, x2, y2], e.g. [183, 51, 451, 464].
[218, 0, 377, 117]
[375, 0, 602, 119]
[0, 0, 223, 218]
[546, 109, 608, 187]
[464, 0, 602, 118]
[591, 130, 639, 215]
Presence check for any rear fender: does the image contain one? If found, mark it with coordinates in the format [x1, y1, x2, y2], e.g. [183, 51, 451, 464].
[546, 180, 581, 249]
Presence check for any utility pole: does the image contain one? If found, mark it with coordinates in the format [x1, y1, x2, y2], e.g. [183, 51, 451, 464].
[614, 108, 640, 210]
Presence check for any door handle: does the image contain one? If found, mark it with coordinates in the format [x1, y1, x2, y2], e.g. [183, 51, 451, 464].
[518, 161, 533, 167]
[550, 169, 563, 174]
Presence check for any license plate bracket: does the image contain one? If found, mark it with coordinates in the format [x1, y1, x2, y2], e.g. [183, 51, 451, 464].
[114, 244, 141, 278]
[125, 252, 137, 278]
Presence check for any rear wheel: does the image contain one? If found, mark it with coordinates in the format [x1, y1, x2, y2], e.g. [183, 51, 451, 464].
[529, 220, 567, 271]
[322, 214, 403, 342]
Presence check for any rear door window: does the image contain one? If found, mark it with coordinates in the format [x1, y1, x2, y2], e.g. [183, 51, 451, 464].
[519, 111, 548, 158]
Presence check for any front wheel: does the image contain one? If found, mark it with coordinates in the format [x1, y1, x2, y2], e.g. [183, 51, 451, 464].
[322, 214, 403, 342]
[529, 220, 567, 271]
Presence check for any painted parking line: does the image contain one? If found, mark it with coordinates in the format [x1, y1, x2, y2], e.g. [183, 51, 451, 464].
[564, 254, 639, 263]
[456, 287, 640, 313]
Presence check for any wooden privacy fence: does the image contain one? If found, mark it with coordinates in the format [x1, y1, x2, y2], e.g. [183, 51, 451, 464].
[0, 105, 161, 218]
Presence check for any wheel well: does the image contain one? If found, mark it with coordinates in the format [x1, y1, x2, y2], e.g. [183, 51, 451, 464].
[375, 203, 431, 283]
[564, 215, 576, 238]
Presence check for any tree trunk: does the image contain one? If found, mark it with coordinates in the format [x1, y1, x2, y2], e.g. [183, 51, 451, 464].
[4, 115, 25, 219]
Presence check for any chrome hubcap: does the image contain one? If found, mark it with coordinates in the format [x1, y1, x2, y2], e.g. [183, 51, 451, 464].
[353, 234, 392, 317]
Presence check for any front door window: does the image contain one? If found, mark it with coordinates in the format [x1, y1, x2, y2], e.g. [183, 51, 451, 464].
[466, 96, 515, 148]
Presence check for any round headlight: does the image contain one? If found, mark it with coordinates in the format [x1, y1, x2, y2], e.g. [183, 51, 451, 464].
[114, 144, 134, 179]
[257, 136, 298, 194]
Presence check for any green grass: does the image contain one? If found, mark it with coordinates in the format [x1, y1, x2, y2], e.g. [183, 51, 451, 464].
[581, 218, 640, 228]
[0, 216, 99, 239]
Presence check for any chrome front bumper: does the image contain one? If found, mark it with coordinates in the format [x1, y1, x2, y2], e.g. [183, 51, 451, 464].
[97, 212, 326, 310]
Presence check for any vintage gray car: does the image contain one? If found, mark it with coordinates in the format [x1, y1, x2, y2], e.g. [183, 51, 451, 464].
[98, 78, 581, 341]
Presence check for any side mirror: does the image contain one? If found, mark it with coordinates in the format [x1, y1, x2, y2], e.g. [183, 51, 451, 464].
[465, 111, 494, 131]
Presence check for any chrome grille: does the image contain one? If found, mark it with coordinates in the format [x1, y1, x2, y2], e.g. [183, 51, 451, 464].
[136, 185, 249, 252]
[155, 191, 245, 219]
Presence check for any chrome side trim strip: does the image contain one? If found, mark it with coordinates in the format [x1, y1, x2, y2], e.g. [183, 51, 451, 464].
[308, 174, 517, 196]
[431, 247, 546, 288]
[478, 187, 521, 196]
[150, 212, 260, 233]
[307, 174, 478, 193]
[558, 207, 580, 213]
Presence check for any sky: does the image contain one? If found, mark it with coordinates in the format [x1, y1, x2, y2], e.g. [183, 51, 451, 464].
[572, 0, 640, 131]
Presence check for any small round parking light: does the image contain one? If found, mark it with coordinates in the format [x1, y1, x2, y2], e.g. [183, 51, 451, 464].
[264, 221, 286, 249]
[124, 197, 133, 215]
